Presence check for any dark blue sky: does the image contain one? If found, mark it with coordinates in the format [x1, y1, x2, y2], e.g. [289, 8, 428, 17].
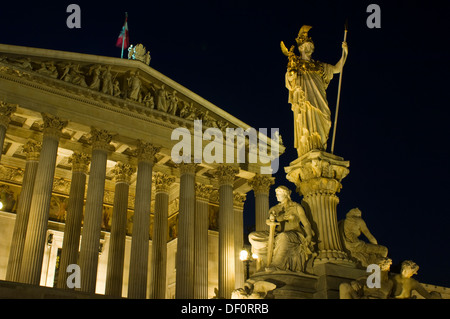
[1, 1, 450, 287]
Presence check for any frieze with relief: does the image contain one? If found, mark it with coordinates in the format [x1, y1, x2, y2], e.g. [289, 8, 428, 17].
[0, 55, 231, 130]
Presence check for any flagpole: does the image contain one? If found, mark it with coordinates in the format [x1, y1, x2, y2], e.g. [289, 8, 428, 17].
[121, 34, 125, 59]
[330, 21, 348, 154]
[120, 12, 128, 59]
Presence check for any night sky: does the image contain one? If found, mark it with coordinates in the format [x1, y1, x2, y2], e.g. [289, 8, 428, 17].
[1, 1, 450, 288]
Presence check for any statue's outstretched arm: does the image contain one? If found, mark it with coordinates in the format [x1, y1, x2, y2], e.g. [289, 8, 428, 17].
[360, 220, 378, 244]
[333, 42, 348, 74]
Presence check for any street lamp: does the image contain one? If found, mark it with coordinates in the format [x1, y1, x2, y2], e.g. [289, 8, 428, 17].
[240, 248, 258, 280]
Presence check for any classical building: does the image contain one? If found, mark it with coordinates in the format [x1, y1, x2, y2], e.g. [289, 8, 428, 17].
[0, 43, 282, 298]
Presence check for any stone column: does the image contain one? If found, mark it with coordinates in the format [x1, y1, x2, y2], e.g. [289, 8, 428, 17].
[233, 192, 246, 290]
[150, 172, 174, 299]
[193, 183, 213, 299]
[6, 140, 41, 282]
[0, 101, 17, 161]
[78, 127, 112, 293]
[175, 163, 197, 299]
[285, 150, 351, 263]
[128, 141, 159, 299]
[20, 113, 68, 285]
[215, 164, 239, 298]
[249, 174, 275, 232]
[105, 162, 135, 297]
[56, 152, 91, 289]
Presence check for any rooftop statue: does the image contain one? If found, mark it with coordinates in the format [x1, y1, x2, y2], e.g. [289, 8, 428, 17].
[281, 25, 348, 156]
[248, 186, 314, 273]
[128, 43, 151, 65]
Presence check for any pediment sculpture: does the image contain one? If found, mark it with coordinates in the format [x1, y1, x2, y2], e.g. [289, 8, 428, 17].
[0, 54, 231, 130]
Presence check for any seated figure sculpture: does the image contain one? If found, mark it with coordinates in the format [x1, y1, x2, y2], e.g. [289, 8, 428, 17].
[392, 260, 441, 299]
[339, 257, 393, 299]
[338, 208, 388, 267]
[248, 186, 314, 273]
[340, 259, 442, 299]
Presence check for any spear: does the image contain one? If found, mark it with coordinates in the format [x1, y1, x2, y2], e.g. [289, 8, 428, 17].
[330, 20, 348, 154]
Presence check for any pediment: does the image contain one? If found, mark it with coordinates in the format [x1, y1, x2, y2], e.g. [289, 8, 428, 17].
[0, 43, 240, 132]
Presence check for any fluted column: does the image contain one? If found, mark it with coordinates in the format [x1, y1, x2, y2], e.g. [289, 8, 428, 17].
[0, 101, 17, 161]
[285, 150, 351, 264]
[175, 162, 197, 299]
[128, 141, 159, 299]
[57, 152, 91, 289]
[105, 162, 135, 297]
[150, 172, 174, 299]
[6, 140, 42, 282]
[20, 113, 68, 285]
[193, 183, 213, 299]
[233, 192, 246, 290]
[215, 164, 239, 298]
[249, 174, 275, 232]
[78, 127, 112, 293]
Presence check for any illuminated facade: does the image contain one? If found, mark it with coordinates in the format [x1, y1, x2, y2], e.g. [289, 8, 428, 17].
[0, 43, 281, 298]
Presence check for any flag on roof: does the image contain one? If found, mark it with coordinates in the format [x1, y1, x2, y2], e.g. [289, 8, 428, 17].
[115, 13, 129, 49]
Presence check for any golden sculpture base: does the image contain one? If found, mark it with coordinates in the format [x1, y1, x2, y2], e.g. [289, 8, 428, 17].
[284, 150, 352, 264]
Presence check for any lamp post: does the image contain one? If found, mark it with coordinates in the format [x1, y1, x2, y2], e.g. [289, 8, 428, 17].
[240, 248, 258, 280]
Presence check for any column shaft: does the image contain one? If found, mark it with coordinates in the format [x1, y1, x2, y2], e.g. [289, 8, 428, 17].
[128, 160, 153, 298]
[78, 147, 108, 293]
[193, 184, 212, 299]
[105, 162, 133, 297]
[255, 193, 269, 232]
[150, 187, 169, 299]
[233, 193, 246, 289]
[303, 192, 345, 260]
[215, 165, 238, 298]
[249, 174, 274, 232]
[0, 125, 6, 161]
[176, 163, 196, 299]
[20, 114, 67, 285]
[6, 141, 41, 282]
[57, 152, 90, 289]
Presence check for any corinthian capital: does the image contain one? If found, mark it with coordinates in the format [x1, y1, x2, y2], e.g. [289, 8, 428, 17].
[153, 172, 175, 193]
[214, 164, 239, 186]
[233, 191, 247, 209]
[112, 161, 135, 184]
[0, 101, 18, 128]
[178, 162, 197, 175]
[41, 113, 68, 138]
[249, 174, 275, 195]
[22, 140, 42, 161]
[195, 183, 213, 201]
[89, 127, 113, 151]
[135, 140, 160, 164]
[69, 152, 91, 173]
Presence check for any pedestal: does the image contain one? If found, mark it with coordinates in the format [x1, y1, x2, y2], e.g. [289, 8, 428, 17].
[285, 150, 352, 264]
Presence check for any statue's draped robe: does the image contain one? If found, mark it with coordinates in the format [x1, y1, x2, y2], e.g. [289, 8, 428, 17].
[285, 61, 334, 155]
[338, 216, 388, 267]
[249, 201, 312, 272]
